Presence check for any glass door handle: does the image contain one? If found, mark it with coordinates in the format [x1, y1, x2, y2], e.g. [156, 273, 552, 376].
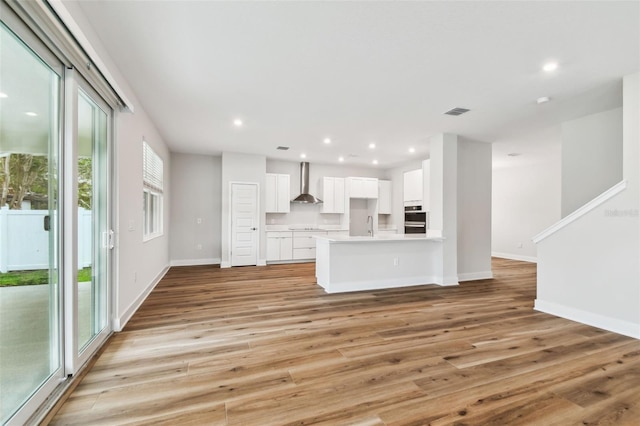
[44, 215, 50, 231]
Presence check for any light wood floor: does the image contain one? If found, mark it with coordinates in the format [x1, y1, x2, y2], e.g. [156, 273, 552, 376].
[49, 259, 640, 425]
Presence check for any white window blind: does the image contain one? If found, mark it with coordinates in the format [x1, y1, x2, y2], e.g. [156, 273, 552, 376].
[143, 141, 163, 192]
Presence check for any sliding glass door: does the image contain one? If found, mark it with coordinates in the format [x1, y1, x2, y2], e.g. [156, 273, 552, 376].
[0, 13, 113, 425]
[0, 22, 63, 424]
[76, 88, 110, 357]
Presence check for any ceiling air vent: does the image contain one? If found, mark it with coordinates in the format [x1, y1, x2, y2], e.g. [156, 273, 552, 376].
[276, 146, 290, 150]
[444, 107, 470, 116]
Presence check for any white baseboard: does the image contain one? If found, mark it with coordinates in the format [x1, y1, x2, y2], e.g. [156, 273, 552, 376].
[170, 258, 221, 267]
[114, 264, 169, 332]
[492, 252, 537, 263]
[220, 261, 231, 268]
[458, 271, 493, 282]
[257, 259, 267, 266]
[434, 275, 459, 286]
[535, 299, 640, 339]
[321, 275, 439, 294]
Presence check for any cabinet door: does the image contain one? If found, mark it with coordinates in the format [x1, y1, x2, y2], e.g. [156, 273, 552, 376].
[403, 169, 423, 202]
[276, 174, 290, 213]
[266, 237, 280, 261]
[364, 178, 379, 199]
[280, 236, 293, 260]
[378, 180, 392, 214]
[265, 174, 278, 213]
[321, 177, 335, 213]
[334, 178, 345, 213]
[349, 177, 363, 198]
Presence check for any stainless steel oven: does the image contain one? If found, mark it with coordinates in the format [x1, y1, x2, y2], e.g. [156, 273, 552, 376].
[404, 205, 427, 234]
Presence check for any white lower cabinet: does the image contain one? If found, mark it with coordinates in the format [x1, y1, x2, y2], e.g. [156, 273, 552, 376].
[266, 231, 293, 261]
[292, 231, 327, 260]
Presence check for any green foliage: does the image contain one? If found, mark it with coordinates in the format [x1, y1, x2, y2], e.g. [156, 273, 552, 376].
[0, 268, 92, 286]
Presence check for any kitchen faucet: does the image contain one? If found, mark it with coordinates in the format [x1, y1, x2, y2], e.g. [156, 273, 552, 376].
[367, 215, 374, 237]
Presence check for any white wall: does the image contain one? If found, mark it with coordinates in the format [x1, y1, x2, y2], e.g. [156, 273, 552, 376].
[492, 127, 562, 262]
[535, 73, 640, 338]
[561, 108, 623, 217]
[265, 159, 388, 228]
[64, 3, 171, 330]
[170, 153, 222, 265]
[457, 138, 492, 280]
[221, 152, 267, 267]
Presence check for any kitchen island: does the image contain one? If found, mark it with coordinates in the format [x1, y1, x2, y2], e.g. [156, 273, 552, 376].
[315, 233, 447, 293]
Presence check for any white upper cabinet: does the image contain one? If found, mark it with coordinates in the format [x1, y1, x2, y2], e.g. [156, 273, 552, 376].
[348, 177, 378, 199]
[265, 173, 290, 213]
[321, 177, 345, 214]
[378, 180, 392, 214]
[403, 169, 422, 204]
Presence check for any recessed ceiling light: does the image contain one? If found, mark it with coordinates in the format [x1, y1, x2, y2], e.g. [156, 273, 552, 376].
[372, 159, 378, 165]
[409, 147, 415, 154]
[300, 153, 306, 159]
[0, 92, 8, 98]
[338, 156, 344, 162]
[233, 118, 243, 127]
[323, 138, 331, 144]
[537, 96, 551, 104]
[543, 62, 558, 72]
[25, 111, 38, 117]
[368, 143, 376, 149]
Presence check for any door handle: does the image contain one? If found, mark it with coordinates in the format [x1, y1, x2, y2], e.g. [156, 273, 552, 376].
[44, 215, 50, 231]
[251, 227, 257, 231]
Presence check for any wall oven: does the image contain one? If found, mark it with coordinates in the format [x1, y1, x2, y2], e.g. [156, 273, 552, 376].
[404, 205, 427, 234]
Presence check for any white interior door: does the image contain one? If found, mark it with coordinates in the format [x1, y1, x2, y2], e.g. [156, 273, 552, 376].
[231, 183, 258, 266]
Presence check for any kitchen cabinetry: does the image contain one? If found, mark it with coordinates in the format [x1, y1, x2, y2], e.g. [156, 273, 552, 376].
[265, 173, 290, 213]
[403, 169, 422, 205]
[378, 180, 392, 214]
[266, 231, 293, 261]
[348, 177, 378, 199]
[292, 230, 327, 260]
[321, 177, 345, 214]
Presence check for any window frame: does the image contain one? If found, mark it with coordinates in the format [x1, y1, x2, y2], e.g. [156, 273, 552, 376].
[142, 141, 163, 241]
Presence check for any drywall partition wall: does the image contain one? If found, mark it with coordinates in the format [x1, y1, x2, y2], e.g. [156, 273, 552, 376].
[266, 159, 389, 228]
[170, 153, 222, 265]
[535, 73, 640, 338]
[457, 139, 492, 281]
[63, 2, 171, 330]
[561, 107, 623, 217]
[429, 133, 458, 285]
[492, 127, 562, 262]
[221, 152, 267, 267]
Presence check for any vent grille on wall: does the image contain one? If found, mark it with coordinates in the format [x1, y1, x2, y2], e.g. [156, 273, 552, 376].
[444, 107, 470, 116]
[276, 146, 290, 150]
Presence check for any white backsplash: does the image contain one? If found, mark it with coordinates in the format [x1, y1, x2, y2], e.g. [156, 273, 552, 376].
[266, 203, 343, 229]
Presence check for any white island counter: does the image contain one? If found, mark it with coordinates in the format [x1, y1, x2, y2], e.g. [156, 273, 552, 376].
[315, 233, 447, 293]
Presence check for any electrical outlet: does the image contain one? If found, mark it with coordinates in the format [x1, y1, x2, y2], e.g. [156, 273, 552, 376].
[196, 218, 202, 224]
[196, 244, 202, 250]
[128, 220, 135, 231]
[393, 257, 399, 266]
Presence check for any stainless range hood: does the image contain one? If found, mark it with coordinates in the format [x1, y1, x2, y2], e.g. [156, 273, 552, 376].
[291, 162, 323, 204]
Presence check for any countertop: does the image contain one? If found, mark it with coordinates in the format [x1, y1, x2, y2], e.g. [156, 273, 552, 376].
[265, 225, 348, 232]
[315, 232, 443, 243]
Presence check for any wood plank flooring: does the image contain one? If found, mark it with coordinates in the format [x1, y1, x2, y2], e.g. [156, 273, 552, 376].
[49, 258, 640, 425]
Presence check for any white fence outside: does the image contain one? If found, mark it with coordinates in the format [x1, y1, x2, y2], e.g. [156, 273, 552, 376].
[0, 206, 92, 273]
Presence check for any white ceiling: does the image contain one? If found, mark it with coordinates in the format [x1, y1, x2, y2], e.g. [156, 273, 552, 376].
[71, 0, 639, 168]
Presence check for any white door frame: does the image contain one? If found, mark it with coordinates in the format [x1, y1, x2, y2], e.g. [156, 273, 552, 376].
[228, 181, 260, 267]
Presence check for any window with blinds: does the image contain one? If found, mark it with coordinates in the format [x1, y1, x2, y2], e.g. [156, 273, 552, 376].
[143, 141, 163, 240]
